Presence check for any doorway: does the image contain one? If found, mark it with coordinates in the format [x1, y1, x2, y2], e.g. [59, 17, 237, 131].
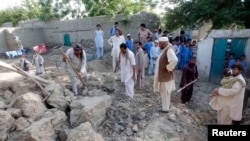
[209, 38, 247, 84]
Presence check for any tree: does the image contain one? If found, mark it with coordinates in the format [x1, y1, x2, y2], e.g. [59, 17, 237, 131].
[0, 7, 29, 26]
[81, 0, 153, 18]
[22, 0, 41, 19]
[164, 0, 250, 31]
[38, 0, 55, 21]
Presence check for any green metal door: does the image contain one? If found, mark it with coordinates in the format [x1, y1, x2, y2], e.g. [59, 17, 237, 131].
[209, 38, 228, 84]
[230, 38, 247, 59]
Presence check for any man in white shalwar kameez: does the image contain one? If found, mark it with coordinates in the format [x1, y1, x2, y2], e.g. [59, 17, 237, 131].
[153, 37, 178, 113]
[94, 24, 104, 59]
[108, 29, 126, 72]
[62, 43, 87, 95]
[115, 43, 136, 98]
[32, 51, 45, 75]
[210, 63, 246, 125]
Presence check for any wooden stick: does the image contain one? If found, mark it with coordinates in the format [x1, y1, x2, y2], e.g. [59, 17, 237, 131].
[12, 65, 52, 101]
[0, 60, 50, 84]
[176, 79, 198, 93]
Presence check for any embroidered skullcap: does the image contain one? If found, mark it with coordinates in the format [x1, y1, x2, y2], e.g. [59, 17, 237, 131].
[158, 37, 169, 42]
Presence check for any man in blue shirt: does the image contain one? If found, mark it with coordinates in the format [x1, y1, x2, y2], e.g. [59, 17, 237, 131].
[144, 36, 153, 60]
[126, 34, 134, 52]
[148, 40, 160, 75]
[228, 53, 236, 69]
[240, 54, 247, 75]
[109, 22, 119, 37]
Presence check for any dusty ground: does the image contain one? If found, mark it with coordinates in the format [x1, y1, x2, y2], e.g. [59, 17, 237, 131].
[0, 46, 249, 141]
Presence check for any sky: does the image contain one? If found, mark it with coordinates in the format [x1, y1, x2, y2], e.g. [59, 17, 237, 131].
[0, 0, 23, 10]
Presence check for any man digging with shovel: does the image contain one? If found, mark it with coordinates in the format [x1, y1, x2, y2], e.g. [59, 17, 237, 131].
[62, 43, 87, 96]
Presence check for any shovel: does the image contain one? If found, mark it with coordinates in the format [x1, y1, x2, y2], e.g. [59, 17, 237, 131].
[59, 48, 88, 88]
[175, 79, 198, 94]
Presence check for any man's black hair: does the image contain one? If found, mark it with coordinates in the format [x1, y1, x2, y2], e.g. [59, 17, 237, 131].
[140, 23, 146, 27]
[230, 53, 235, 56]
[96, 24, 101, 27]
[135, 41, 142, 46]
[241, 54, 246, 58]
[180, 30, 185, 34]
[231, 63, 244, 71]
[115, 22, 118, 24]
[120, 43, 127, 49]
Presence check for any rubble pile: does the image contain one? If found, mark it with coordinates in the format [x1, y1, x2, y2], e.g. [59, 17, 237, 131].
[0, 47, 249, 141]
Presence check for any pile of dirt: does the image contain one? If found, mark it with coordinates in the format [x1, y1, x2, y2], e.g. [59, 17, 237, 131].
[0, 50, 249, 141]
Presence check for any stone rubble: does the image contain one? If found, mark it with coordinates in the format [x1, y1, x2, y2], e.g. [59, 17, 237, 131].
[0, 47, 249, 141]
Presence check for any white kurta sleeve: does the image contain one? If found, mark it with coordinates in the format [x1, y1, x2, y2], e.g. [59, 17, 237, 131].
[129, 52, 136, 66]
[66, 48, 73, 59]
[122, 35, 126, 43]
[166, 48, 178, 71]
[218, 81, 243, 97]
[80, 50, 87, 74]
[108, 37, 113, 46]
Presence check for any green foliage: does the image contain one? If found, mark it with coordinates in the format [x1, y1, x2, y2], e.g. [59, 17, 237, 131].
[81, 0, 147, 18]
[0, 0, 156, 26]
[164, 0, 250, 31]
[0, 7, 29, 26]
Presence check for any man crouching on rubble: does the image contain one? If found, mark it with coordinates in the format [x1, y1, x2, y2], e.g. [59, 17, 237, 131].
[62, 43, 87, 95]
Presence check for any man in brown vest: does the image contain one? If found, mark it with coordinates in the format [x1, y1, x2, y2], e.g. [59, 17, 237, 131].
[153, 37, 178, 113]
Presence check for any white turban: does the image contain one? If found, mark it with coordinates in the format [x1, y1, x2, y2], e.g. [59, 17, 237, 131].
[159, 37, 169, 42]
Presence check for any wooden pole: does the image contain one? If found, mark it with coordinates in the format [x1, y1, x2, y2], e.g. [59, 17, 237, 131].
[0, 60, 51, 84]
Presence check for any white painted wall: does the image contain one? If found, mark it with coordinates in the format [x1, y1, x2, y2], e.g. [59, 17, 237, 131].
[196, 37, 214, 81]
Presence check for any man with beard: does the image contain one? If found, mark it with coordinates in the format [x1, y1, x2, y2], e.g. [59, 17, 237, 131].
[115, 43, 136, 98]
[179, 56, 199, 104]
[153, 37, 178, 113]
[62, 43, 87, 95]
[210, 63, 246, 125]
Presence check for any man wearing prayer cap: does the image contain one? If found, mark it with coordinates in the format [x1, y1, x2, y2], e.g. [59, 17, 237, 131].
[153, 37, 178, 113]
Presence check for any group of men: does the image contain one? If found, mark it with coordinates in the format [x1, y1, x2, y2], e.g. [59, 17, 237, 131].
[20, 21, 247, 125]
[61, 22, 200, 114]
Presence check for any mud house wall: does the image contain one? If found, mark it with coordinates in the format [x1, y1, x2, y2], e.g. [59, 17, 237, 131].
[0, 28, 8, 52]
[197, 29, 250, 80]
[0, 27, 46, 52]
[43, 12, 160, 48]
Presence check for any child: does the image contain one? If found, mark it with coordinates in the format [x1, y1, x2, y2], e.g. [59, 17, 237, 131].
[228, 53, 236, 69]
[142, 47, 149, 72]
[94, 24, 104, 59]
[125, 34, 134, 52]
[209, 68, 245, 124]
[32, 51, 45, 75]
[20, 54, 31, 72]
[143, 36, 153, 60]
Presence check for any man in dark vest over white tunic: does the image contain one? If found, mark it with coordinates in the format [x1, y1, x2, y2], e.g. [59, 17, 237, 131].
[153, 37, 178, 113]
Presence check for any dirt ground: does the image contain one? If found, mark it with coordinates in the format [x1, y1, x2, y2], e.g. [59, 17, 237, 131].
[0, 47, 249, 141]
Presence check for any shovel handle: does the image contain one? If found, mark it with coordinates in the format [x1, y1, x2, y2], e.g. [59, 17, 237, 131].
[177, 79, 198, 93]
